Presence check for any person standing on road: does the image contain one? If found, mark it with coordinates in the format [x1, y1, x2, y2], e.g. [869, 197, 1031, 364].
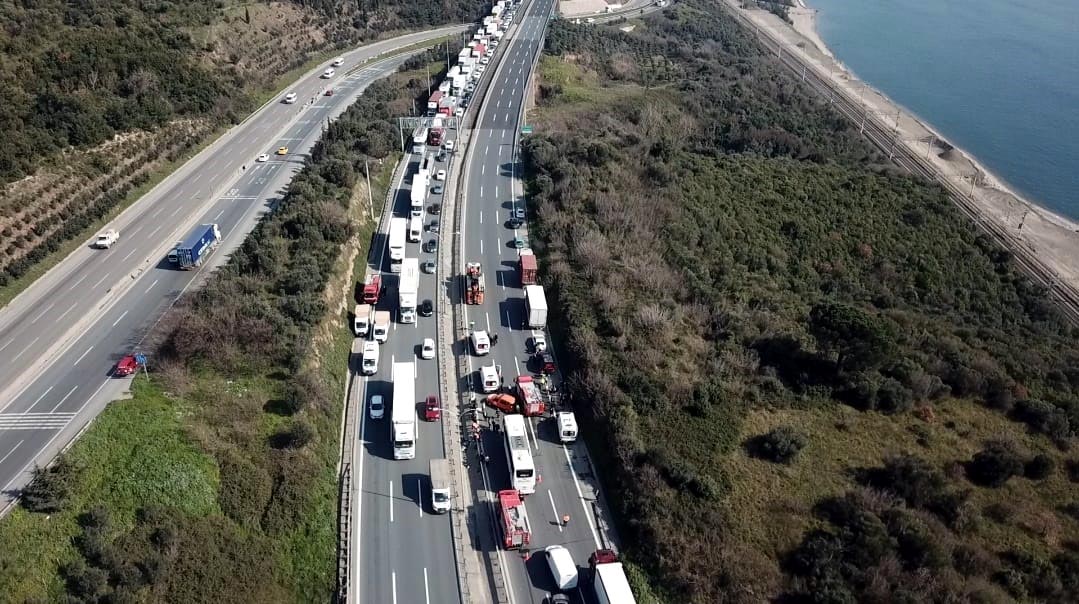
[561, 514, 570, 527]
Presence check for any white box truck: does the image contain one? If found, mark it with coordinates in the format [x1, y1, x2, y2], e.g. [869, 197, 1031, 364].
[353, 303, 372, 336]
[589, 550, 637, 604]
[399, 258, 419, 324]
[373, 310, 391, 343]
[524, 285, 548, 328]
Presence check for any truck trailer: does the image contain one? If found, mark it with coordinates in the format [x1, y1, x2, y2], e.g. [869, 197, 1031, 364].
[518, 249, 537, 285]
[168, 223, 221, 270]
[399, 258, 419, 323]
[589, 550, 637, 604]
[524, 285, 548, 328]
[391, 361, 416, 460]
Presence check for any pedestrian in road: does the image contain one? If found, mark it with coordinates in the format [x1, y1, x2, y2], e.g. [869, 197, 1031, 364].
[561, 514, 570, 527]
[492, 333, 499, 346]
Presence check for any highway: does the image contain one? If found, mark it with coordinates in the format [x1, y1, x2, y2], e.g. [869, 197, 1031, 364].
[454, 0, 621, 602]
[0, 25, 466, 511]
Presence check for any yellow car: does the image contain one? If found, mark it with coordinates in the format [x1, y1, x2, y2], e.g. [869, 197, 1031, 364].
[276, 147, 288, 155]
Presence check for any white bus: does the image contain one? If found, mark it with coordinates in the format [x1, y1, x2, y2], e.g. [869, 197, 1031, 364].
[388, 217, 406, 273]
[503, 414, 536, 494]
[391, 362, 416, 460]
[411, 126, 428, 154]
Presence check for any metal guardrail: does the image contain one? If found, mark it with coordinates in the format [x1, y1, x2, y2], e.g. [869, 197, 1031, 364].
[721, 3, 1079, 327]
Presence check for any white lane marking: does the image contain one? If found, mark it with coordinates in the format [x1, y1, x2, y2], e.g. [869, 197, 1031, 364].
[481, 164, 485, 175]
[513, 355, 522, 377]
[214, 209, 225, 221]
[58, 303, 77, 320]
[149, 224, 163, 238]
[92, 273, 111, 290]
[486, 312, 492, 333]
[121, 248, 137, 262]
[170, 205, 182, 217]
[423, 567, 431, 604]
[69, 273, 90, 290]
[392, 571, 398, 604]
[0, 340, 10, 353]
[484, 145, 489, 156]
[418, 477, 423, 517]
[563, 441, 604, 550]
[11, 336, 40, 363]
[479, 211, 483, 224]
[30, 302, 57, 324]
[28, 387, 54, 412]
[390, 479, 394, 522]
[497, 237, 502, 253]
[479, 186, 484, 197]
[111, 310, 129, 327]
[73, 346, 93, 367]
[0, 441, 24, 465]
[480, 240, 484, 255]
[495, 185, 499, 198]
[548, 490, 564, 533]
[51, 386, 79, 414]
[144, 279, 159, 294]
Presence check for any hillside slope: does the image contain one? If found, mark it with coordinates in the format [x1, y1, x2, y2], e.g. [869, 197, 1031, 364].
[525, 3, 1079, 602]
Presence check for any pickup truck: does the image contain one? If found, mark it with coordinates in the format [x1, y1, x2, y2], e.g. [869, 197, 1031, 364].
[94, 230, 119, 249]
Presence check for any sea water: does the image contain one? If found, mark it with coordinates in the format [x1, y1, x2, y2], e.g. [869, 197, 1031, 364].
[807, 0, 1079, 218]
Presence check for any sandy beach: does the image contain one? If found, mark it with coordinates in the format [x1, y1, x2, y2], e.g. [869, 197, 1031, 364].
[730, 0, 1079, 290]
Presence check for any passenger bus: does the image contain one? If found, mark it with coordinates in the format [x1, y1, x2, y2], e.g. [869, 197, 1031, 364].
[411, 126, 428, 154]
[387, 217, 406, 273]
[502, 414, 536, 494]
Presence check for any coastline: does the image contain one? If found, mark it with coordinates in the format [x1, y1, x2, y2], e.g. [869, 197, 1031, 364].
[740, 0, 1079, 290]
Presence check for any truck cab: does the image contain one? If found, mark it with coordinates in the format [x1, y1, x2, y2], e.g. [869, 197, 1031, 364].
[361, 341, 380, 375]
[353, 304, 372, 336]
[362, 274, 382, 304]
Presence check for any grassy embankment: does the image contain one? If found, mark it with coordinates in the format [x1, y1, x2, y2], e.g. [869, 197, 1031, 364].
[525, 4, 1079, 602]
[0, 52, 443, 603]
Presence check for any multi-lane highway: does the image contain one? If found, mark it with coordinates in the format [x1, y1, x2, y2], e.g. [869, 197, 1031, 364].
[0, 25, 465, 511]
[455, 0, 622, 602]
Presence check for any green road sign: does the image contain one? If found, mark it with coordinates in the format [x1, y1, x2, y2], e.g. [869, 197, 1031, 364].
[521, 125, 533, 135]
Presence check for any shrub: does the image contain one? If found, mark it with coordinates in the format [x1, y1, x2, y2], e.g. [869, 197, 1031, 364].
[745, 426, 808, 464]
[1025, 454, 1056, 480]
[21, 461, 75, 513]
[967, 442, 1025, 488]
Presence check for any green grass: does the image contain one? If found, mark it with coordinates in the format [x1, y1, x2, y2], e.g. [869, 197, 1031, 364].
[0, 380, 219, 601]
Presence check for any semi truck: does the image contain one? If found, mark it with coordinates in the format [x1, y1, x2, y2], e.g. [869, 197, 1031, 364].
[353, 303, 372, 336]
[399, 258, 419, 323]
[391, 361, 416, 460]
[524, 285, 548, 328]
[497, 489, 532, 549]
[427, 90, 444, 112]
[588, 550, 637, 604]
[168, 223, 221, 269]
[464, 262, 485, 304]
[410, 176, 426, 218]
[388, 217, 407, 272]
[518, 249, 537, 285]
[430, 459, 452, 513]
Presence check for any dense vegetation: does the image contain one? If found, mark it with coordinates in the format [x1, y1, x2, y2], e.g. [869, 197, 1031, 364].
[526, 3, 1079, 602]
[0, 0, 482, 292]
[3, 50, 440, 602]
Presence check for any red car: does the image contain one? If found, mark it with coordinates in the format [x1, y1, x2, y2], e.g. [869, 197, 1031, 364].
[325, 88, 334, 96]
[424, 395, 441, 421]
[114, 355, 140, 377]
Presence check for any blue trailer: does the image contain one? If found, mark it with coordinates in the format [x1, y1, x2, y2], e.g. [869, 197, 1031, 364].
[168, 223, 221, 270]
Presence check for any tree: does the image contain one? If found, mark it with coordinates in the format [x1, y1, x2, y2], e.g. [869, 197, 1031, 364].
[746, 426, 808, 464]
[808, 302, 895, 372]
[967, 442, 1025, 488]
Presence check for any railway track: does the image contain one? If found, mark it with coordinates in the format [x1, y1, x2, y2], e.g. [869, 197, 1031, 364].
[722, 4, 1079, 325]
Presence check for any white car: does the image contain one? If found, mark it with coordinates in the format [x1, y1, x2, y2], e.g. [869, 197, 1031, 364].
[455, 107, 464, 118]
[332, 56, 345, 67]
[322, 68, 335, 78]
[256, 153, 269, 162]
[421, 338, 435, 360]
[491, 40, 499, 48]
[480, 56, 490, 65]
[443, 140, 455, 152]
[93, 229, 119, 249]
[435, 169, 447, 181]
[477, 65, 487, 74]
[284, 92, 297, 104]
[369, 394, 385, 419]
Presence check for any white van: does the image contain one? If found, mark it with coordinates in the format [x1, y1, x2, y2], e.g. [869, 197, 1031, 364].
[470, 331, 491, 356]
[544, 545, 579, 590]
[373, 310, 390, 343]
[361, 341, 380, 375]
[558, 412, 578, 443]
[322, 68, 336, 78]
[284, 92, 298, 104]
[332, 56, 345, 67]
[480, 363, 501, 393]
[408, 216, 422, 243]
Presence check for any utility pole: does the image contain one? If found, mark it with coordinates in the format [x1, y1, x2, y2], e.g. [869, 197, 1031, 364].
[426, 63, 431, 93]
[365, 159, 375, 221]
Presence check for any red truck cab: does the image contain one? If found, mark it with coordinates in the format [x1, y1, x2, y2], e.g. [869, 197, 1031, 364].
[362, 274, 382, 304]
[424, 395, 441, 421]
[114, 355, 140, 377]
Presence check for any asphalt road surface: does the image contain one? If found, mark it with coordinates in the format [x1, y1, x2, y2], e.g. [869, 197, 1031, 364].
[456, 1, 622, 602]
[0, 25, 466, 511]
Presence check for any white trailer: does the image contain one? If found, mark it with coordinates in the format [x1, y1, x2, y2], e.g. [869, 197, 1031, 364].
[391, 362, 416, 460]
[524, 285, 548, 328]
[388, 217, 406, 273]
[399, 258, 419, 323]
[410, 179, 426, 218]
